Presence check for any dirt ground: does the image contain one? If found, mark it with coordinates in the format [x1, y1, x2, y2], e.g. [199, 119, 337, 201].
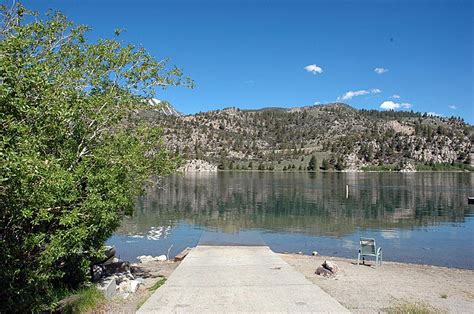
[279, 253, 474, 313]
[92, 252, 474, 313]
[93, 260, 180, 313]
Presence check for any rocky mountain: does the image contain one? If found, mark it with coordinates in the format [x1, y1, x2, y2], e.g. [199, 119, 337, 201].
[138, 103, 473, 171]
[146, 98, 181, 116]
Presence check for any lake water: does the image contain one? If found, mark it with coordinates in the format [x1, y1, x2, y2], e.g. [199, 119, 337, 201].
[107, 172, 474, 269]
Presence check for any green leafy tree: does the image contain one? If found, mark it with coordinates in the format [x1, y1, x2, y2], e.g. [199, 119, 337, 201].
[0, 5, 191, 312]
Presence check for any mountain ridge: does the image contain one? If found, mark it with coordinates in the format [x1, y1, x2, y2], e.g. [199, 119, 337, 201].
[140, 102, 473, 171]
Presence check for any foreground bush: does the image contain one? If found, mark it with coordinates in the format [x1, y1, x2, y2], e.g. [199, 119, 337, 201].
[0, 4, 190, 311]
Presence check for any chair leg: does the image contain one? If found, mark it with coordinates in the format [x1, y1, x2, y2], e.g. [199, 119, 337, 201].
[376, 254, 378, 267]
[380, 252, 383, 266]
[357, 253, 360, 265]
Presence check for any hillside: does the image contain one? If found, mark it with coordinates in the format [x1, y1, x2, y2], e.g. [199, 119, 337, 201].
[138, 103, 473, 171]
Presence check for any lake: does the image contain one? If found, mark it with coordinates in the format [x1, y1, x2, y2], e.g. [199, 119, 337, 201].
[107, 172, 474, 269]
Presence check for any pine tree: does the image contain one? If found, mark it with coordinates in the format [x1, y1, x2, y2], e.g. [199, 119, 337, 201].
[321, 158, 330, 170]
[308, 155, 317, 171]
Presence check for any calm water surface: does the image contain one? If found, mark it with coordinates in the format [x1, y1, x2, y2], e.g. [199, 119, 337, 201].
[108, 172, 474, 269]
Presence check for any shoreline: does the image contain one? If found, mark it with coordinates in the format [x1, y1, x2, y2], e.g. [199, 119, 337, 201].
[280, 253, 474, 313]
[278, 251, 474, 271]
[183, 169, 472, 173]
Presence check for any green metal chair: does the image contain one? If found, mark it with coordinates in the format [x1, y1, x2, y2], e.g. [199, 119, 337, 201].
[357, 237, 382, 266]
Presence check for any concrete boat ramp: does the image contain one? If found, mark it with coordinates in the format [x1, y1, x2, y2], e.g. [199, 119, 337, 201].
[138, 245, 349, 313]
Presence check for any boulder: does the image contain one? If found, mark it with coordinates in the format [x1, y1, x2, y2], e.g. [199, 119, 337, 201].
[316, 266, 334, 278]
[137, 255, 155, 263]
[97, 277, 116, 299]
[91, 264, 104, 282]
[156, 255, 167, 262]
[315, 260, 340, 278]
[323, 261, 339, 274]
[137, 254, 167, 263]
[102, 261, 130, 276]
[129, 280, 140, 293]
[117, 280, 129, 293]
[92, 260, 130, 282]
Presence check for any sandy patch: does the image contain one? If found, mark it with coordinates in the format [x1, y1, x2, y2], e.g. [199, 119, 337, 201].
[279, 253, 474, 313]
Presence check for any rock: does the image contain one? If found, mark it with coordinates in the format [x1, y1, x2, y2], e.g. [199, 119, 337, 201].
[104, 246, 116, 259]
[177, 159, 218, 172]
[129, 280, 140, 293]
[102, 261, 130, 276]
[117, 275, 130, 284]
[312, 251, 318, 256]
[156, 255, 167, 262]
[323, 261, 339, 274]
[137, 255, 155, 263]
[400, 161, 416, 172]
[316, 266, 334, 278]
[117, 280, 129, 293]
[315, 260, 340, 278]
[91, 264, 104, 282]
[137, 254, 167, 263]
[92, 260, 131, 282]
[97, 277, 116, 299]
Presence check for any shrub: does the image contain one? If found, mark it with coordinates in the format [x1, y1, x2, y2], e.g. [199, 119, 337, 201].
[0, 4, 190, 311]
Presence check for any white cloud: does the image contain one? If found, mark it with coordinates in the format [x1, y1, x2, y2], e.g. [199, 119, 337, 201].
[380, 100, 413, 110]
[304, 64, 323, 74]
[374, 67, 388, 74]
[391, 94, 401, 99]
[448, 105, 457, 110]
[314, 101, 321, 105]
[427, 112, 443, 117]
[338, 88, 382, 101]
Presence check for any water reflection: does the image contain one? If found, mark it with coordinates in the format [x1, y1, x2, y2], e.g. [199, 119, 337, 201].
[109, 172, 474, 268]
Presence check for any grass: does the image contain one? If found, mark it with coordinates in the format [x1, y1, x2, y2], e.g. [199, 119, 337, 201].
[136, 277, 168, 311]
[440, 294, 448, 299]
[361, 162, 473, 172]
[361, 164, 399, 171]
[61, 286, 104, 314]
[415, 162, 473, 172]
[136, 298, 147, 311]
[149, 277, 167, 292]
[385, 301, 442, 314]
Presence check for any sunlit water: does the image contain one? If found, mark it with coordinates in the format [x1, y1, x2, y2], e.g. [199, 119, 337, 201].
[107, 172, 474, 269]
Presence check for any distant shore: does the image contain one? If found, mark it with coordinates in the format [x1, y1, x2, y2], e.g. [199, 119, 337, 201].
[184, 169, 472, 173]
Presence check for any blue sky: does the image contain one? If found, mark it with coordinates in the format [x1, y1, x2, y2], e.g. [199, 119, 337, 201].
[23, 0, 473, 123]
